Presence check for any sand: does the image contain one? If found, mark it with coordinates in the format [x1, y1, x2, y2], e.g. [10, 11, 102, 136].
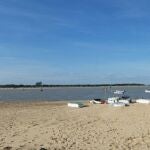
[1, 101, 150, 150]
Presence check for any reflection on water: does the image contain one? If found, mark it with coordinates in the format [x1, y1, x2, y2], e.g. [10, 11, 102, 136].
[0, 86, 150, 102]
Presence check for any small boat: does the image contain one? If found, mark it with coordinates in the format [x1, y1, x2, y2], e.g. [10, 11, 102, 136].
[107, 97, 119, 104]
[136, 99, 150, 104]
[118, 99, 130, 105]
[68, 102, 85, 108]
[114, 90, 125, 95]
[130, 99, 136, 103]
[108, 95, 131, 105]
[119, 95, 131, 104]
[90, 99, 101, 104]
[121, 95, 130, 100]
[145, 89, 150, 93]
[110, 102, 125, 107]
[90, 99, 106, 104]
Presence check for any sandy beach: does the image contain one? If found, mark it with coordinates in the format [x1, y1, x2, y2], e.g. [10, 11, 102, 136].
[0, 102, 150, 150]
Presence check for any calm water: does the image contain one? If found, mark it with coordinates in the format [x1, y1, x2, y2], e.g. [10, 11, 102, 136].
[0, 86, 150, 102]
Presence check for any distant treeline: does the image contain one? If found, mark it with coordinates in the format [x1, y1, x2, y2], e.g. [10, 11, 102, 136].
[0, 83, 145, 88]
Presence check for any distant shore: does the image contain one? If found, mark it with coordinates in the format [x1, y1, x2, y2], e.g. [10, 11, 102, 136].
[0, 84, 147, 90]
[0, 83, 145, 89]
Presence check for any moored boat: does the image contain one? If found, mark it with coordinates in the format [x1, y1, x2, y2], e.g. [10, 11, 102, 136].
[114, 90, 125, 95]
[145, 89, 150, 93]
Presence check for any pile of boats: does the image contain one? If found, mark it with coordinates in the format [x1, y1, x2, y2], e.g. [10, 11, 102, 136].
[67, 89, 150, 108]
[89, 97, 150, 108]
[89, 95, 132, 107]
[90, 89, 150, 107]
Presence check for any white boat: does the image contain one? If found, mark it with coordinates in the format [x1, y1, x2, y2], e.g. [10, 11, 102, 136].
[119, 95, 131, 104]
[130, 99, 136, 103]
[145, 89, 150, 93]
[68, 102, 85, 108]
[110, 102, 125, 107]
[118, 99, 130, 105]
[90, 99, 101, 104]
[90, 99, 106, 104]
[114, 90, 125, 95]
[136, 99, 150, 104]
[107, 97, 119, 104]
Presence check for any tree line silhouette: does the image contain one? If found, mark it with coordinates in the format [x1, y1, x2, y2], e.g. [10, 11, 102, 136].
[0, 83, 145, 88]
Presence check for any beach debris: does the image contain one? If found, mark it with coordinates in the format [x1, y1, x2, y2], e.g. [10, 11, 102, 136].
[68, 102, 85, 108]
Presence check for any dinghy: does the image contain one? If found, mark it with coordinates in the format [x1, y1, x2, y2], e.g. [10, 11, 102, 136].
[118, 99, 130, 105]
[145, 89, 150, 93]
[90, 99, 101, 104]
[68, 102, 85, 108]
[118, 96, 131, 105]
[90, 99, 106, 104]
[107, 97, 119, 104]
[114, 90, 125, 95]
[111, 102, 125, 107]
[136, 99, 150, 104]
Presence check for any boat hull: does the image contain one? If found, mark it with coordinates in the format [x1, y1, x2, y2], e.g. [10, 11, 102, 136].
[110, 102, 125, 107]
[136, 99, 150, 104]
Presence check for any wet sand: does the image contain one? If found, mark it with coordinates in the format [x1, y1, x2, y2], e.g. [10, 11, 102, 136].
[0, 101, 150, 150]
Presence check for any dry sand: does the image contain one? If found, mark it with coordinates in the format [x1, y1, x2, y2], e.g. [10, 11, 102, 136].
[1, 101, 150, 150]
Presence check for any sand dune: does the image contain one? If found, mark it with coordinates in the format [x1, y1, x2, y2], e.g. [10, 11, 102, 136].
[0, 102, 150, 150]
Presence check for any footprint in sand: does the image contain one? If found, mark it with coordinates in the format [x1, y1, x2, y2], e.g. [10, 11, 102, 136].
[3, 146, 12, 150]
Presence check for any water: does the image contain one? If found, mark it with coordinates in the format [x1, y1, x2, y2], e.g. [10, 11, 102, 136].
[0, 86, 150, 102]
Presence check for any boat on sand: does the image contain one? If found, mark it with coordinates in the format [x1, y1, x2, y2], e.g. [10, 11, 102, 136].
[118, 99, 129, 105]
[107, 97, 119, 104]
[108, 95, 131, 105]
[68, 102, 85, 108]
[90, 99, 106, 104]
[136, 99, 150, 104]
[110, 102, 125, 107]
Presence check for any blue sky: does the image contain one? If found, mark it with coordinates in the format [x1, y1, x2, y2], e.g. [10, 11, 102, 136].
[0, 0, 150, 84]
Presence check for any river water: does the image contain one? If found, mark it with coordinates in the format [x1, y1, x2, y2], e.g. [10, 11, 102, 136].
[0, 86, 150, 102]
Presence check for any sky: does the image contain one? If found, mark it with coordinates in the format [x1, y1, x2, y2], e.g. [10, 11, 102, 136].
[0, 0, 150, 84]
